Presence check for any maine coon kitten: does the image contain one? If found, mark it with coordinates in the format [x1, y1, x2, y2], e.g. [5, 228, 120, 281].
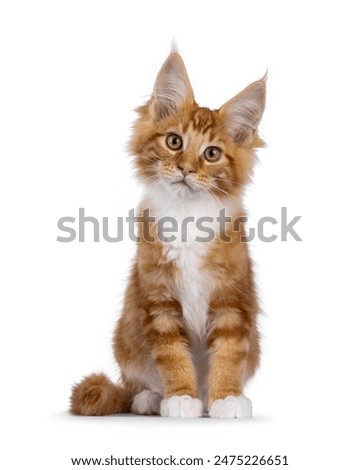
[70, 49, 266, 418]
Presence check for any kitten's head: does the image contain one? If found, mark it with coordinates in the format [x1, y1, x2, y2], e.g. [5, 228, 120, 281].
[130, 50, 266, 201]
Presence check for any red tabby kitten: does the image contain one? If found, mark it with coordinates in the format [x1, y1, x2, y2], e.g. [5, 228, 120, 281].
[70, 48, 266, 418]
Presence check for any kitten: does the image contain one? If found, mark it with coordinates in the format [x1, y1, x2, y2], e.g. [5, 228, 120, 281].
[70, 48, 266, 418]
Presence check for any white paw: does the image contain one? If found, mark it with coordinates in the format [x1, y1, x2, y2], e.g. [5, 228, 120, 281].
[160, 395, 203, 418]
[131, 390, 162, 415]
[209, 395, 252, 419]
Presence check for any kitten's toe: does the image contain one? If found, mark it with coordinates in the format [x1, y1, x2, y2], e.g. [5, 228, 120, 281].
[160, 395, 203, 418]
[131, 390, 162, 415]
[209, 395, 252, 419]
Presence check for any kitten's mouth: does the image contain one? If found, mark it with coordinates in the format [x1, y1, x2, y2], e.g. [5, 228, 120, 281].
[171, 179, 194, 191]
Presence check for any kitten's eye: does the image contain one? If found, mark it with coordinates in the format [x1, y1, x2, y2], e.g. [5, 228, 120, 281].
[166, 134, 183, 151]
[203, 146, 222, 162]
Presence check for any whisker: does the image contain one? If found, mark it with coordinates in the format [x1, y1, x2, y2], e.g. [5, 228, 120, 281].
[207, 181, 240, 204]
[214, 177, 242, 185]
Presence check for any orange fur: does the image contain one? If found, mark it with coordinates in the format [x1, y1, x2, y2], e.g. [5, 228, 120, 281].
[70, 49, 266, 418]
[70, 373, 133, 415]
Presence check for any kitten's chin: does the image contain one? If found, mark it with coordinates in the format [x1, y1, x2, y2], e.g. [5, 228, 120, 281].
[163, 180, 199, 199]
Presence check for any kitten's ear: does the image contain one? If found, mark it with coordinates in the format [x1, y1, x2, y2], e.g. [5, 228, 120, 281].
[149, 52, 194, 120]
[220, 77, 266, 143]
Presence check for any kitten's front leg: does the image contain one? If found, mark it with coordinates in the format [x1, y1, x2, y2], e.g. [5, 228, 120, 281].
[207, 306, 252, 419]
[145, 300, 203, 418]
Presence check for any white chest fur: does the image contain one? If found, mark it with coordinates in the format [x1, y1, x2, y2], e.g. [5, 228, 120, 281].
[142, 185, 240, 339]
[164, 239, 212, 338]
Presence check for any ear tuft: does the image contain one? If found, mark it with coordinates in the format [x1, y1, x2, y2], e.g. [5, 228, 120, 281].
[170, 39, 179, 54]
[220, 77, 266, 143]
[149, 52, 194, 121]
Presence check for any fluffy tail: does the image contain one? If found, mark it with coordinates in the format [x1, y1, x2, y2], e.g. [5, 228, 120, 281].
[70, 373, 132, 416]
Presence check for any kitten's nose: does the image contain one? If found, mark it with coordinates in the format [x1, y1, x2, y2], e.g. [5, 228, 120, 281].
[177, 163, 195, 176]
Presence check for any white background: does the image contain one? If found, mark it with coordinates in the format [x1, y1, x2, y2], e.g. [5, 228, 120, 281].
[1, 1, 359, 469]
